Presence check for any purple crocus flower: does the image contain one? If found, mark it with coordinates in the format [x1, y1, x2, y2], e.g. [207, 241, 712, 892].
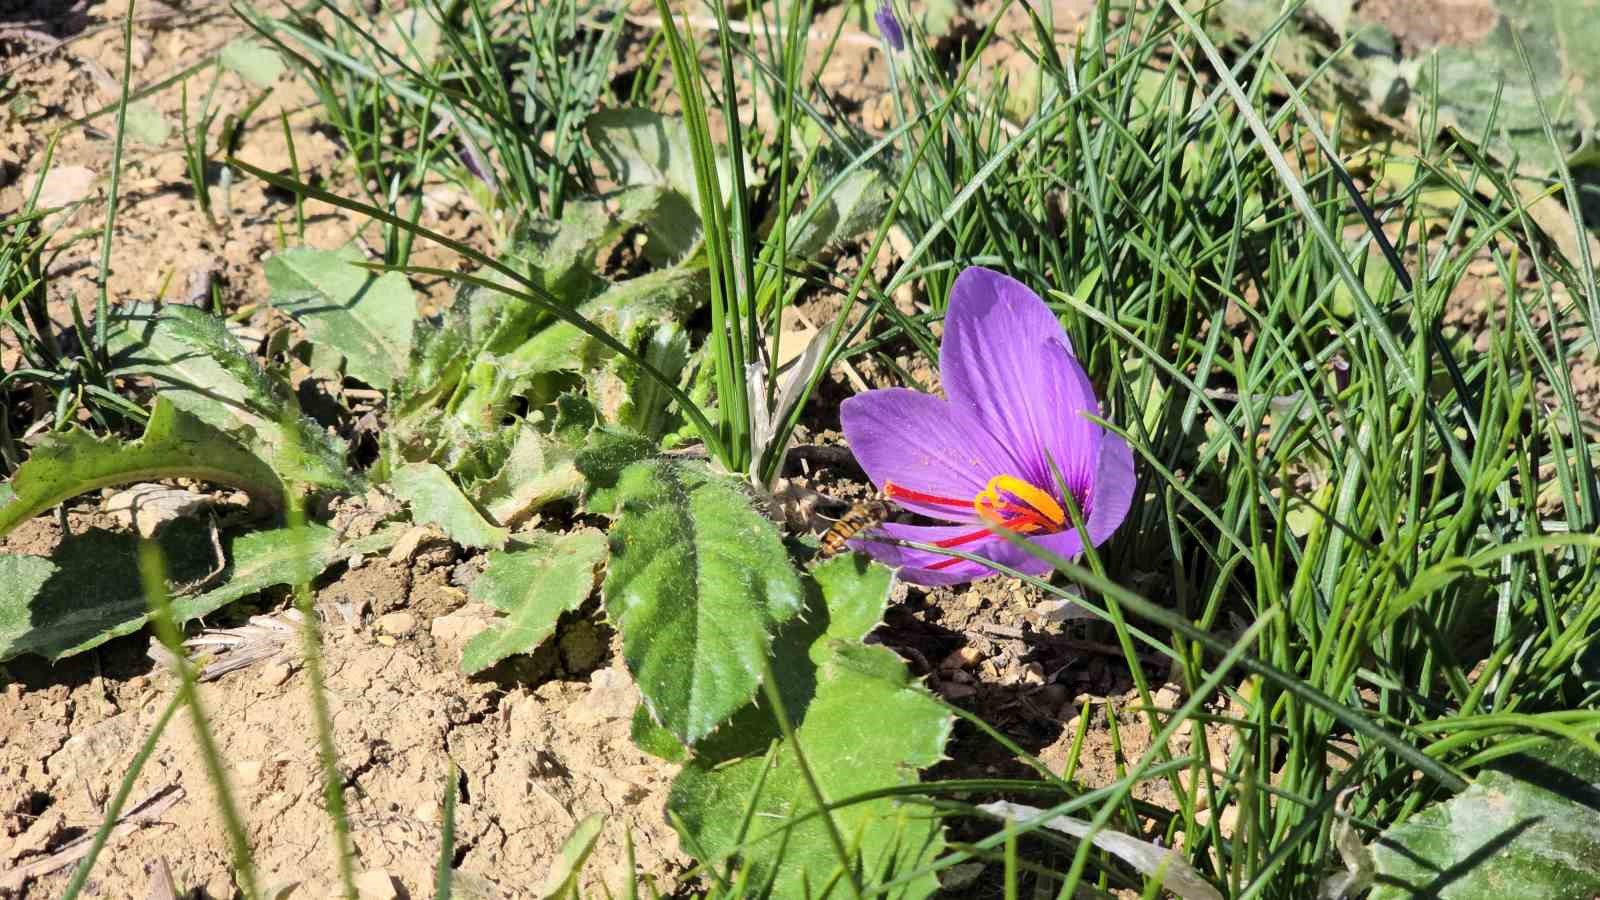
[839, 267, 1135, 585]
[874, 0, 905, 52]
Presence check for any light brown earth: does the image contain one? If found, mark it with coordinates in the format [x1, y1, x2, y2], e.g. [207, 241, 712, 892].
[0, 0, 1556, 897]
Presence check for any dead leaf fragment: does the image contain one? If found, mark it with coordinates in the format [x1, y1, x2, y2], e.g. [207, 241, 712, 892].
[979, 800, 1222, 900]
[147, 609, 304, 682]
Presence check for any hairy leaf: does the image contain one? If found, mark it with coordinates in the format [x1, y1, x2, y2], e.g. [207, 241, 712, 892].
[1369, 744, 1600, 899]
[107, 303, 355, 491]
[0, 398, 283, 539]
[172, 524, 402, 623]
[390, 462, 509, 549]
[788, 165, 891, 261]
[590, 321, 690, 440]
[461, 529, 607, 675]
[587, 108, 741, 219]
[0, 519, 217, 662]
[497, 263, 703, 393]
[0, 523, 401, 663]
[390, 189, 681, 433]
[474, 397, 595, 527]
[265, 246, 417, 390]
[668, 556, 950, 898]
[1421, 3, 1597, 179]
[573, 427, 657, 516]
[601, 459, 803, 745]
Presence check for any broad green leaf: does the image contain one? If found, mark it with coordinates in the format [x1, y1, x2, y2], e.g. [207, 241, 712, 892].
[172, 524, 402, 624]
[588, 321, 689, 439]
[390, 462, 509, 549]
[392, 307, 472, 417]
[810, 554, 896, 643]
[630, 704, 688, 763]
[787, 166, 891, 262]
[0, 555, 64, 659]
[516, 188, 677, 296]
[0, 519, 217, 662]
[389, 210, 701, 453]
[383, 406, 518, 485]
[1419, 3, 1595, 179]
[106, 303, 354, 491]
[573, 427, 656, 515]
[668, 556, 950, 898]
[0, 555, 51, 603]
[586, 108, 740, 217]
[1369, 744, 1600, 899]
[617, 184, 701, 266]
[265, 246, 417, 390]
[684, 555, 892, 764]
[124, 100, 170, 146]
[399, 189, 686, 425]
[601, 459, 803, 745]
[496, 262, 703, 394]
[474, 398, 594, 528]
[0, 523, 401, 663]
[219, 38, 286, 87]
[0, 398, 283, 539]
[461, 529, 607, 675]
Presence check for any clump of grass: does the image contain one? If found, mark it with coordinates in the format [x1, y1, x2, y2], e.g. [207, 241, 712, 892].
[34, 0, 1600, 898]
[1, 3, 150, 458]
[849, 0, 1600, 895]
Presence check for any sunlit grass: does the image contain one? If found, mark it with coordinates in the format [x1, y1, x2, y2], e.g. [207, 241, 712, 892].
[12, 0, 1600, 897]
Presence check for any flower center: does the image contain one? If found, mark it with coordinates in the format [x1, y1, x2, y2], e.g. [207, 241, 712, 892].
[884, 475, 1071, 571]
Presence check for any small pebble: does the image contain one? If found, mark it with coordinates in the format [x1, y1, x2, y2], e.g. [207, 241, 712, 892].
[354, 869, 398, 900]
[260, 661, 293, 687]
[376, 612, 416, 636]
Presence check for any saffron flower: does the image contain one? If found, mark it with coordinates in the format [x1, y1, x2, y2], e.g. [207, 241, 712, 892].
[874, 0, 905, 52]
[840, 267, 1135, 585]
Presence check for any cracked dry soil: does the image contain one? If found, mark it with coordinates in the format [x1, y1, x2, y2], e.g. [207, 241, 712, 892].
[0, 515, 687, 898]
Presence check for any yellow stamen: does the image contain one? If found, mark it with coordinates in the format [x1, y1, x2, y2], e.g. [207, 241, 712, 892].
[973, 475, 1066, 528]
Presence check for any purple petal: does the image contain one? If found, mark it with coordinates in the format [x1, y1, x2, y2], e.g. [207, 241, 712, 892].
[840, 388, 1024, 523]
[1086, 432, 1136, 546]
[940, 268, 1102, 494]
[850, 520, 1086, 586]
[874, 0, 905, 51]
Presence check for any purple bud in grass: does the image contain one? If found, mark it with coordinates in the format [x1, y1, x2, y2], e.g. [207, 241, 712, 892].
[875, 0, 905, 51]
[1330, 354, 1350, 393]
[839, 267, 1136, 585]
[457, 138, 496, 191]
